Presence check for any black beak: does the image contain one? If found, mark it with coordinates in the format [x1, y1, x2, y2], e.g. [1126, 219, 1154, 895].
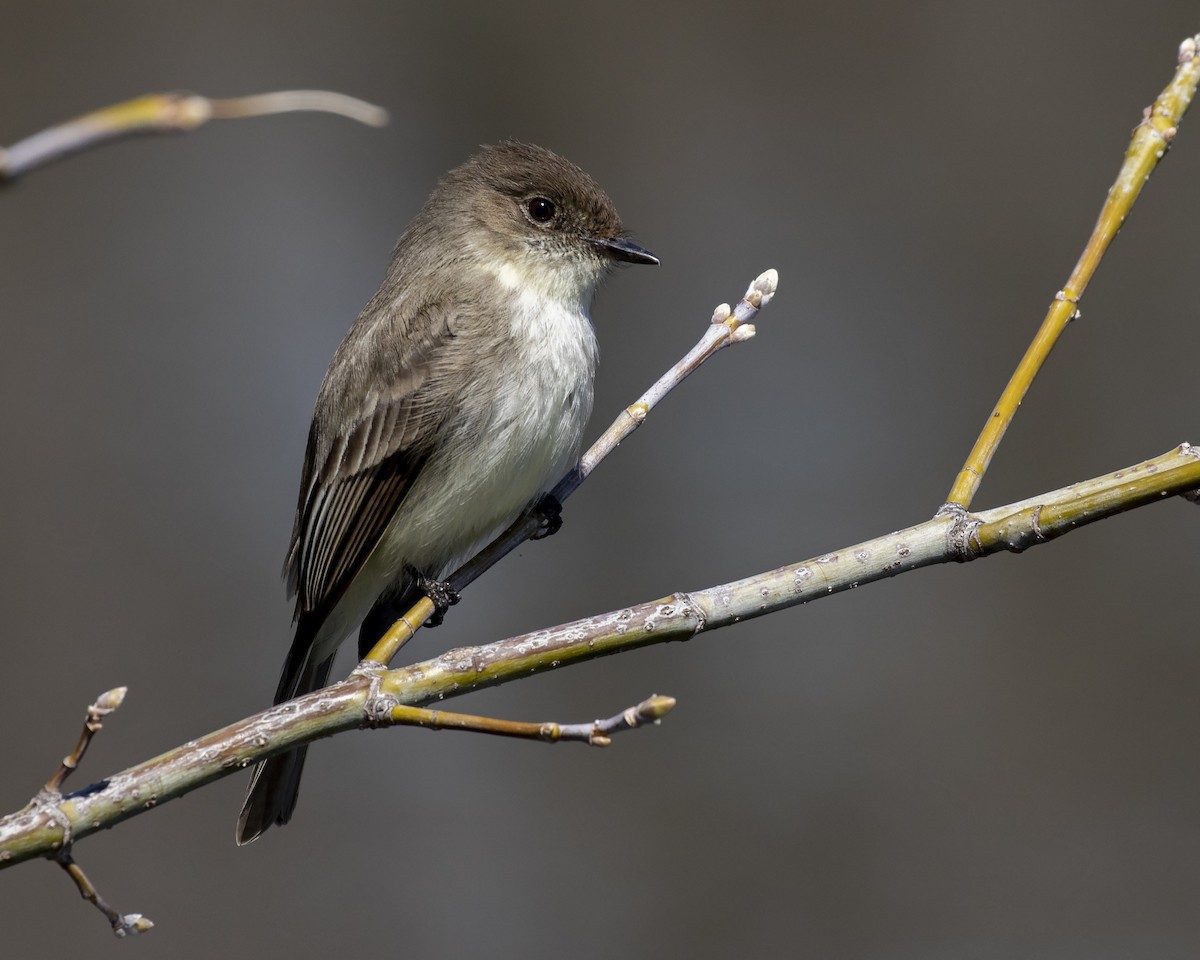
[591, 235, 660, 265]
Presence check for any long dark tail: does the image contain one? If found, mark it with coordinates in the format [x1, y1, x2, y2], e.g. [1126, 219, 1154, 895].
[236, 619, 334, 845]
[236, 581, 420, 845]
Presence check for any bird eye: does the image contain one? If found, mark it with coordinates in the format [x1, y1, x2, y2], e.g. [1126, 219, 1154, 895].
[526, 197, 556, 223]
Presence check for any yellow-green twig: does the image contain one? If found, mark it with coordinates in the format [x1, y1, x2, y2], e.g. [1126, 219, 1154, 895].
[945, 35, 1200, 509]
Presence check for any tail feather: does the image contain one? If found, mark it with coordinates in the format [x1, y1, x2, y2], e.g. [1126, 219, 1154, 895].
[236, 623, 336, 845]
[237, 580, 420, 845]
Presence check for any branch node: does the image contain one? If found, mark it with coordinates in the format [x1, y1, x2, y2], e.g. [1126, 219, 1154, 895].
[32, 788, 73, 847]
[671, 590, 708, 634]
[937, 502, 984, 561]
[1053, 290, 1082, 321]
[355, 661, 397, 727]
[978, 505, 1048, 553]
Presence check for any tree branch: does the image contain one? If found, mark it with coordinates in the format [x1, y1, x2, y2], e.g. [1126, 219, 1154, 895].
[0, 89, 387, 182]
[2, 443, 1194, 871]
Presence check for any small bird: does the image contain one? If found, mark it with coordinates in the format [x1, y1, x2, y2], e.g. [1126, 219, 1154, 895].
[237, 141, 657, 843]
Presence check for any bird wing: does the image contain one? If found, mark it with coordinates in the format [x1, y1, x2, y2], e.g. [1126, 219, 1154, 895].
[286, 299, 457, 623]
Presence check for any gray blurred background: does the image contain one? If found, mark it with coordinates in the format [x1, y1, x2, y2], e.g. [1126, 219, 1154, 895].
[1, 2, 1197, 957]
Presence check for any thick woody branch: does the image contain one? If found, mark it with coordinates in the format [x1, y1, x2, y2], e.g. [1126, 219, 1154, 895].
[0, 89, 387, 182]
[945, 34, 1200, 509]
[2, 443, 1194, 871]
[361, 268, 779, 664]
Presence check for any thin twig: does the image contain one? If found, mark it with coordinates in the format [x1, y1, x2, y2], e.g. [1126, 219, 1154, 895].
[386, 694, 676, 746]
[57, 851, 153, 937]
[361, 268, 779, 665]
[944, 34, 1200, 510]
[44, 687, 127, 793]
[0, 89, 387, 182]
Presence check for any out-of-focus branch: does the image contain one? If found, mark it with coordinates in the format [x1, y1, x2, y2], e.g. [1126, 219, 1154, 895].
[361, 268, 778, 666]
[2, 443, 1194, 873]
[0, 89, 387, 182]
[944, 34, 1200, 510]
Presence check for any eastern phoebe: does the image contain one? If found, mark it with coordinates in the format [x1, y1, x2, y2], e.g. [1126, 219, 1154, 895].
[237, 141, 657, 844]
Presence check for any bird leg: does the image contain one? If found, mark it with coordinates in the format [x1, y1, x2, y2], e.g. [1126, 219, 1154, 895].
[407, 566, 461, 627]
[529, 493, 563, 540]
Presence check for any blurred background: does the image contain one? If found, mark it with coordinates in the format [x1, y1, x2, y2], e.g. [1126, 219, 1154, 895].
[1, 2, 1197, 957]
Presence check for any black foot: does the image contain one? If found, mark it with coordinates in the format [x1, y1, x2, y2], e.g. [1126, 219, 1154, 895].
[530, 493, 563, 541]
[408, 566, 460, 628]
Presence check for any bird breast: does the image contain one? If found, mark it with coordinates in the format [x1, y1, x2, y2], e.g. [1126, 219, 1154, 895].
[375, 289, 598, 579]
